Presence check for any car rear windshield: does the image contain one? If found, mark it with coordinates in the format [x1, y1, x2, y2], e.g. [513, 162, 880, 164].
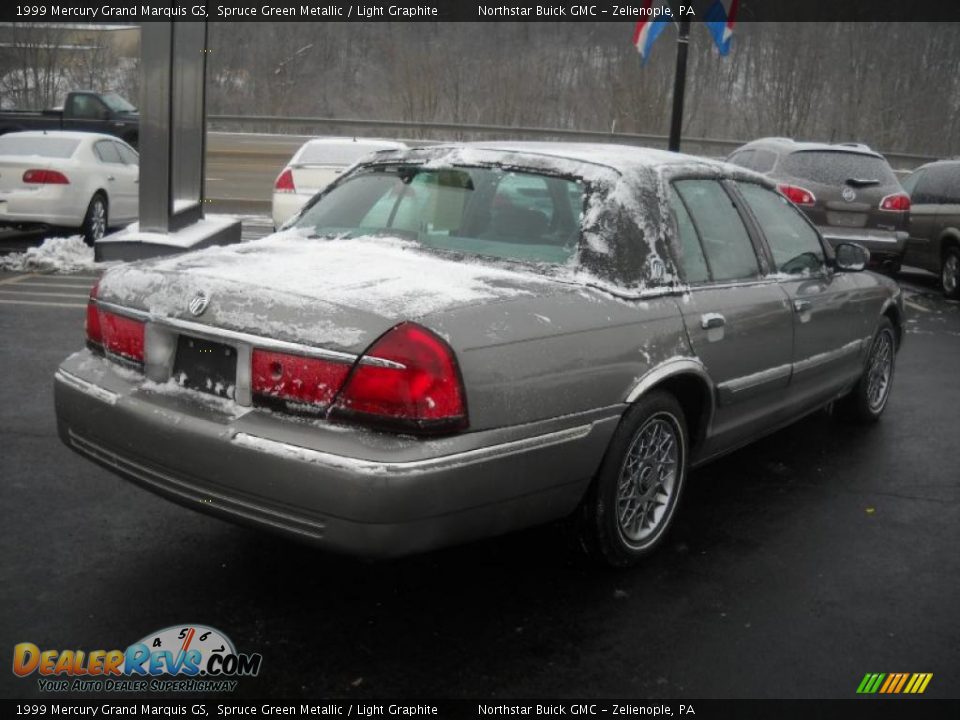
[297, 143, 398, 166]
[101, 93, 136, 113]
[782, 151, 897, 187]
[293, 165, 585, 265]
[0, 136, 80, 158]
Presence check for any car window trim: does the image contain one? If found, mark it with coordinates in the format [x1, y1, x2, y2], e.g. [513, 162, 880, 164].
[726, 179, 831, 280]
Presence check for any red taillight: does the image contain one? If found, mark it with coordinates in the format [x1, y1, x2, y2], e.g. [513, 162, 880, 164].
[331, 322, 467, 434]
[23, 169, 69, 184]
[880, 193, 910, 212]
[251, 349, 351, 409]
[777, 183, 816, 206]
[100, 312, 144, 363]
[85, 281, 102, 350]
[274, 168, 295, 193]
[85, 282, 144, 363]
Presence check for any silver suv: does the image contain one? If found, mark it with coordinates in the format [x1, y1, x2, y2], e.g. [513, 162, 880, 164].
[728, 138, 910, 272]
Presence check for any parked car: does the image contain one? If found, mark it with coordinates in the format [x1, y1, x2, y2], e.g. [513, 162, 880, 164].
[0, 91, 139, 147]
[727, 138, 910, 272]
[900, 160, 960, 299]
[272, 137, 407, 228]
[54, 143, 903, 566]
[0, 131, 139, 244]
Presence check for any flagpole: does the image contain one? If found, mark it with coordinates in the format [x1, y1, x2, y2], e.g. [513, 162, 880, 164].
[668, 18, 691, 153]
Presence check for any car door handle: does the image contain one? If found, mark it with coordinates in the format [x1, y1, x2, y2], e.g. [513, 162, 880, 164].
[794, 300, 812, 313]
[700, 313, 726, 329]
[107, 176, 115, 182]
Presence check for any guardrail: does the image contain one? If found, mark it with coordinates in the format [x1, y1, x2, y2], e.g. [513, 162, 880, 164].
[207, 114, 939, 169]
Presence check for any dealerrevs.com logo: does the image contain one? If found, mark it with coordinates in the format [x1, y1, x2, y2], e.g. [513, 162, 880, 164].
[13, 624, 262, 693]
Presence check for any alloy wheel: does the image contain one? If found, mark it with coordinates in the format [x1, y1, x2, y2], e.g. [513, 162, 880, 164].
[90, 199, 106, 241]
[616, 414, 681, 547]
[943, 254, 959, 296]
[866, 329, 894, 413]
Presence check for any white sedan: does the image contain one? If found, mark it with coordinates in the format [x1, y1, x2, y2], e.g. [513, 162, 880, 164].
[272, 137, 406, 228]
[0, 131, 139, 244]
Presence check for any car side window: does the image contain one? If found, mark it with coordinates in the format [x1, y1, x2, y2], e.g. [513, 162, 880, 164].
[900, 169, 923, 197]
[667, 186, 710, 283]
[906, 165, 960, 205]
[70, 95, 106, 120]
[115, 143, 139, 166]
[674, 179, 760, 282]
[94, 140, 122, 164]
[946, 167, 960, 204]
[737, 182, 825, 275]
[728, 149, 755, 169]
[751, 149, 777, 173]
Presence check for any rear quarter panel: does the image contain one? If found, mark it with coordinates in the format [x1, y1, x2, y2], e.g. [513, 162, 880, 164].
[424, 290, 691, 430]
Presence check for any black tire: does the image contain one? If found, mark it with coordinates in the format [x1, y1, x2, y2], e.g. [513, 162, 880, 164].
[81, 193, 108, 246]
[942, 246, 960, 300]
[578, 391, 689, 567]
[838, 317, 897, 423]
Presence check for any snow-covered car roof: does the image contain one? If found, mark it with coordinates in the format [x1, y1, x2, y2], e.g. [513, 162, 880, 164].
[370, 141, 727, 176]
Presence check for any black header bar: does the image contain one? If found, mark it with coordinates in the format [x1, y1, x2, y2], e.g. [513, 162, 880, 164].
[2, 0, 960, 23]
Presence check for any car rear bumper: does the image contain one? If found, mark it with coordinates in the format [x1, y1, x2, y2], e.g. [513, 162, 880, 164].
[54, 351, 620, 558]
[0, 188, 83, 227]
[820, 228, 907, 262]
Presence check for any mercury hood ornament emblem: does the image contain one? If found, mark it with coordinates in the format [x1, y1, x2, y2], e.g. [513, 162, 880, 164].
[188, 291, 210, 316]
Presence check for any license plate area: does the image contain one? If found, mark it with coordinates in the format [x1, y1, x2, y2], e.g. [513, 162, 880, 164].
[173, 335, 237, 399]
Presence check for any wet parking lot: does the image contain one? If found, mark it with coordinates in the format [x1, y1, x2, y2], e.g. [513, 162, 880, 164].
[1, 262, 958, 700]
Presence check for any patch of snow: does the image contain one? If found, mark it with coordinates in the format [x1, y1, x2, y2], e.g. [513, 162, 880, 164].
[99, 234, 558, 325]
[0, 236, 100, 273]
[140, 378, 251, 420]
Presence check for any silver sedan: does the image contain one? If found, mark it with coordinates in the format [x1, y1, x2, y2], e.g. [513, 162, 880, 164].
[54, 143, 903, 565]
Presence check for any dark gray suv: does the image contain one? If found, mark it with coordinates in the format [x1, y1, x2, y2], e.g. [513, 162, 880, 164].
[901, 160, 960, 299]
[728, 139, 910, 271]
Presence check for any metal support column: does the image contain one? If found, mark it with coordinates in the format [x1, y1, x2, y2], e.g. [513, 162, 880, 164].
[96, 21, 241, 261]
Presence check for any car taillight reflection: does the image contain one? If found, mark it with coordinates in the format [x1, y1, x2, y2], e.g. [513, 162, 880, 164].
[86, 284, 145, 364]
[251, 349, 351, 409]
[23, 169, 70, 184]
[776, 183, 816, 206]
[331, 322, 468, 435]
[879, 193, 911, 212]
[274, 168, 296, 193]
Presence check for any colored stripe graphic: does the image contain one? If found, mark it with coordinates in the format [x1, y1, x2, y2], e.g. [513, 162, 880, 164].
[857, 673, 932, 694]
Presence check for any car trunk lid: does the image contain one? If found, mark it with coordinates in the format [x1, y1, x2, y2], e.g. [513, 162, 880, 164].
[289, 164, 344, 197]
[0, 158, 54, 192]
[96, 232, 564, 355]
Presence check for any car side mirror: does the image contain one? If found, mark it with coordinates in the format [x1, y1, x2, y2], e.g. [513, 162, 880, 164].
[834, 242, 870, 272]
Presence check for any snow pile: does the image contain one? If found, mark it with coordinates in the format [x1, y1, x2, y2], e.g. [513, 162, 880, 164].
[0, 236, 96, 273]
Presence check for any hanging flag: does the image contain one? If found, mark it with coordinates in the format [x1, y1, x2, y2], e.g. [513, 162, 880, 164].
[633, 1, 672, 64]
[704, 0, 739, 56]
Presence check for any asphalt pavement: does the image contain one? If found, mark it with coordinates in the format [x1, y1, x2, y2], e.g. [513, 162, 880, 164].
[0, 267, 958, 700]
